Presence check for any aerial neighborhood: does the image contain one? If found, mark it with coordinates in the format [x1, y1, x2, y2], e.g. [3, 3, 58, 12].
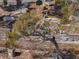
[0, 0, 79, 59]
